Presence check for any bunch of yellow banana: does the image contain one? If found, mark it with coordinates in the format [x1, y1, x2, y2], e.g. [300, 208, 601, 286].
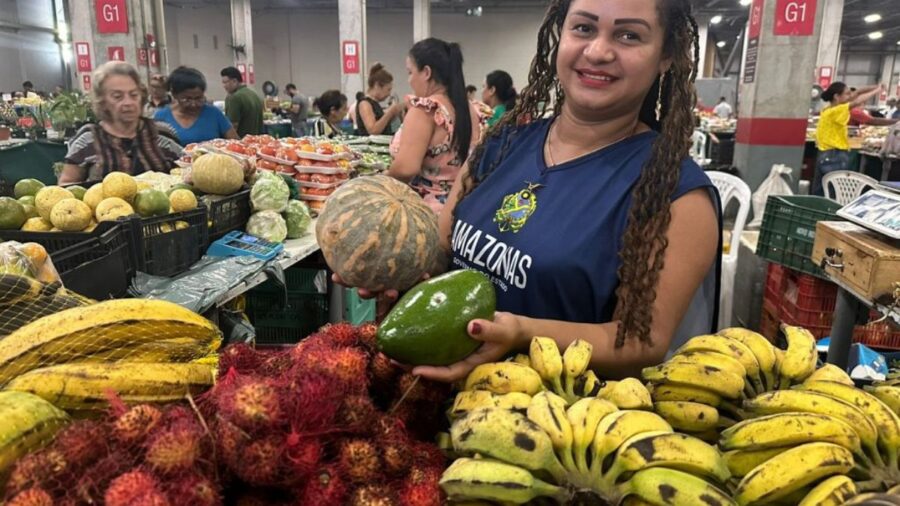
[529, 336, 601, 403]
[0, 298, 222, 387]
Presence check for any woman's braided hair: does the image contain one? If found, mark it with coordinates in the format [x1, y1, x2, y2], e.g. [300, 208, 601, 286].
[455, 0, 700, 348]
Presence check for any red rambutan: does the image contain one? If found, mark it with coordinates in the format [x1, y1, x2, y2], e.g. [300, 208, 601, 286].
[350, 485, 397, 506]
[53, 419, 108, 471]
[381, 440, 413, 477]
[74, 449, 137, 503]
[259, 349, 294, 375]
[336, 395, 380, 432]
[399, 474, 443, 506]
[5, 450, 67, 496]
[409, 442, 447, 470]
[218, 343, 263, 375]
[319, 322, 361, 348]
[144, 419, 203, 474]
[297, 466, 349, 505]
[373, 414, 407, 441]
[165, 473, 221, 506]
[227, 378, 283, 431]
[113, 405, 163, 446]
[338, 439, 381, 484]
[358, 322, 378, 349]
[5, 488, 54, 506]
[285, 373, 341, 431]
[235, 434, 285, 486]
[214, 418, 247, 468]
[104, 470, 168, 506]
[369, 352, 399, 388]
[285, 435, 322, 479]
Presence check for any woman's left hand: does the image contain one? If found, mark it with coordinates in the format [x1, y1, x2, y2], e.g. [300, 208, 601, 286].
[412, 312, 526, 383]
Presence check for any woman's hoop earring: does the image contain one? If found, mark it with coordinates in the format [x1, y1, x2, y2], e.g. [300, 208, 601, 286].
[655, 72, 666, 122]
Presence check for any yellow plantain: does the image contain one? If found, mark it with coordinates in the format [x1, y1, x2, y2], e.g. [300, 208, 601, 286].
[719, 412, 862, 455]
[866, 385, 900, 416]
[719, 327, 778, 392]
[439, 457, 569, 504]
[649, 382, 722, 407]
[526, 391, 578, 473]
[779, 325, 818, 384]
[797, 475, 857, 506]
[804, 364, 854, 386]
[723, 447, 785, 478]
[598, 378, 652, 410]
[448, 391, 532, 420]
[676, 334, 763, 392]
[562, 339, 592, 379]
[643, 361, 745, 399]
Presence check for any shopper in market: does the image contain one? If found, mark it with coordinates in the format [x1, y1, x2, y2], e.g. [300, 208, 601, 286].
[482, 70, 517, 127]
[311, 90, 349, 138]
[58, 61, 183, 184]
[345, 0, 721, 382]
[154, 66, 238, 145]
[713, 96, 733, 119]
[387, 38, 483, 214]
[284, 83, 310, 137]
[813, 82, 892, 196]
[466, 84, 478, 102]
[220, 66, 264, 137]
[355, 63, 402, 136]
[144, 74, 171, 118]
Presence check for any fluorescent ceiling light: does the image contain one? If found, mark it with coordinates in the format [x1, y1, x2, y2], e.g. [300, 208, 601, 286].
[739, 0, 752, 6]
[864, 13, 882, 23]
[717, 40, 727, 48]
[868, 31, 884, 40]
[711, 15, 723, 24]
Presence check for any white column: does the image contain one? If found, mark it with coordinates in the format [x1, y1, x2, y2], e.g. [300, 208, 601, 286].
[230, 0, 255, 71]
[339, 0, 367, 97]
[696, 16, 710, 79]
[413, 0, 431, 43]
[815, 0, 844, 75]
[879, 54, 897, 102]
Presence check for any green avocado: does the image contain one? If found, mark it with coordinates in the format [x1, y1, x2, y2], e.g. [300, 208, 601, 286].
[377, 269, 496, 366]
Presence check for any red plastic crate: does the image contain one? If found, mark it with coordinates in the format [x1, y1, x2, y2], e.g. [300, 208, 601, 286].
[778, 267, 838, 334]
[853, 311, 900, 351]
[764, 263, 786, 306]
[779, 310, 831, 340]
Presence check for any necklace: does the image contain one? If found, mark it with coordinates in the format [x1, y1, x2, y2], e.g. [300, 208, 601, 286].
[545, 119, 639, 167]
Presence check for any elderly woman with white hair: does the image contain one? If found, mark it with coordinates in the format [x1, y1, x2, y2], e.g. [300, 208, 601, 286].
[58, 61, 183, 184]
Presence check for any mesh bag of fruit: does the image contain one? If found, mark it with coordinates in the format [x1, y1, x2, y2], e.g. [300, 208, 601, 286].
[0, 241, 94, 338]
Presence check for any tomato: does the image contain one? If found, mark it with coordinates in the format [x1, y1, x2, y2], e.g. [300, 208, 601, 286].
[301, 187, 332, 197]
[226, 143, 246, 154]
[243, 146, 258, 156]
[295, 173, 312, 182]
[257, 159, 278, 171]
[277, 164, 296, 174]
[260, 145, 277, 157]
[310, 174, 336, 184]
[317, 145, 334, 155]
[299, 144, 316, 153]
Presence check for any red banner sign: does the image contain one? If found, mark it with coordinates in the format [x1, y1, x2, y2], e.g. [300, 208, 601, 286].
[137, 48, 148, 65]
[107, 46, 125, 62]
[248, 64, 255, 85]
[342, 40, 360, 74]
[75, 42, 92, 73]
[817, 66, 833, 89]
[82, 74, 92, 91]
[96, 0, 129, 34]
[774, 0, 817, 36]
[237, 63, 247, 83]
[149, 49, 159, 68]
[749, 0, 765, 39]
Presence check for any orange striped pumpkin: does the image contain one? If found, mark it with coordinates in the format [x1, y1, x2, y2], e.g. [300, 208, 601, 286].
[315, 175, 441, 292]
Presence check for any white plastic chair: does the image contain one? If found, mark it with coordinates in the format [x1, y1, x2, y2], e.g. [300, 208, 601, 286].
[822, 170, 879, 205]
[707, 171, 752, 330]
[691, 130, 710, 166]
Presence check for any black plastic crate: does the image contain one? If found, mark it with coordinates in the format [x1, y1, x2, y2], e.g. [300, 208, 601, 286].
[203, 189, 251, 243]
[757, 195, 843, 278]
[138, 206, 209, 277]
[0, 219, 136, 254]
[245, 267, 329, 344]
[44, 220, 141, 300]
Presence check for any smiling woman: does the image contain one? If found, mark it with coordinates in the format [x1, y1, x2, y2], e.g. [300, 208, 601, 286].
[376, 0, 723, 382]
[58, 61, 184, 184]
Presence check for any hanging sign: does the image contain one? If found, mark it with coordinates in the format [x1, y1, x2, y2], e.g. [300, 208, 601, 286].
[96, 0, 129, 34]
[248, 64, 255, 85]
[149, 49, 160, 68]
[817, 66, 833, 89]
[75, 42, 92, 73]
[237, 63, 248, 83]
[774, 0, 817, 36]
[138, 48, 148, 65]
[743, 0, 764, 84]
[107, 46, 125, 62]
[82, 74, 92, 91]
[342, 40, 360, 74]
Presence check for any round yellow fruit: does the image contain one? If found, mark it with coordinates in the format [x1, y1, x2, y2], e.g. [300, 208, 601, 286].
[50, 199, 93, 232]
[95, 197, 135, 222]
[102, 173, 137, 202]
[83, 184, 105, 210]
[20, 217, 53, 232]
[35, 186, 75, 221]
[169, 189, 198, 213]
[136, 181, 153, 192]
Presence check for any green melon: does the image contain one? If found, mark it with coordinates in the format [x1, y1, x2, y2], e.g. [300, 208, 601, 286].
[14, 179, 45, 199]
[0, 197, 27, 230]
[133, 189, 171, 218]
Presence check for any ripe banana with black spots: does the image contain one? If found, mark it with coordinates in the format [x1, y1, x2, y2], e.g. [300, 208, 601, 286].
[797, 475, 857, 506]
[526, 391, 578, 473]
[570, 369, 602, 399]
[589, 410, 673, 479]
[800, 380, 900, 467]
[719, 412, 862, 455]
[780, 325, 818, 384]
[676, 334, 763, 393]
[723, 447, 785, 478]
[670, 350, 748, 383]
[464, 362, 544, 395]
[448, 391, 532, 420]
[649, 382, 722, 407]
[603, 431, 731, 486]
[439, 457, 569, 504]
[653, 401, 719, 432]
[562, 339, 592, 379]
[598, 378, 652, 410]
[742, 390, 879, 457]
[866, 385, 900, 416]
[733, 442, 855, 506]
[719, 327, 778, 392]
[529, 337, 565, 395]
[643, 361, 745, 399]
[620, 467, 736, 506]
[449, 407, 568, 483]
[566, 397, 618, 476]
[804, 364, 854, 386]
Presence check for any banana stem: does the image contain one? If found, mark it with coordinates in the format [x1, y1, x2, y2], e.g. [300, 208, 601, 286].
[559, 448, 579, 475]
[551, 377, 566, 399]
[574, 445, 590, 477]
[719, 400, 745, 420]
[868, 444, 887, 469]
[855, 479, 886, 493]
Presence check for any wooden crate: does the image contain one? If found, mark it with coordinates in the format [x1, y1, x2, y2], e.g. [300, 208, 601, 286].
[811, 221, 900, 301]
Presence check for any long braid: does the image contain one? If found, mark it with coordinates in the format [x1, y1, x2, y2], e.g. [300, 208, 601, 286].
[455, 0, 700, 348]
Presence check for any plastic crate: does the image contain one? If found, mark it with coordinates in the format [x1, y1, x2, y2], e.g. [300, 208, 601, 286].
[764, 263, 786, 306]
[138, 206, 209, 277]
[853, 311, 900, 351]
[759, 302, 780, 343]
[344, 287, 376, 325]
[45, 221, 141, 300]
[757, 196, 843, 278]
[245, 268, 329, 344]
[779, 267, 838, 330]
[203, 189, 251, 243]
[780, 310, 831, 340]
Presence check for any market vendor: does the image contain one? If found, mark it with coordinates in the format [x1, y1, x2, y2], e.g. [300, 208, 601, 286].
[344, 0, 721, 381]
[311, 90, 349, 138]
[154, 66, 238, 145]
[355, 63, 403, 136]
[387, 38, 483, 214]
[58, 61, 183, 184]
[813, 82, 890, 196]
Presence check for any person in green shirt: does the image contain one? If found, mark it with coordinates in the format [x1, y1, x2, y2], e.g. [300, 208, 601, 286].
[221, 66, 264, 137]
[482, 70, 517, 128]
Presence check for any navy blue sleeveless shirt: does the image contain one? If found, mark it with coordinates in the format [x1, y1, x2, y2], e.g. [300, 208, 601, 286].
[451, 119, 719, 339]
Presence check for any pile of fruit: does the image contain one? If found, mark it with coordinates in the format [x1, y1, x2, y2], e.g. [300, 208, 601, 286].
[199, 322, 450, 504]
[440, 326, 900, 505]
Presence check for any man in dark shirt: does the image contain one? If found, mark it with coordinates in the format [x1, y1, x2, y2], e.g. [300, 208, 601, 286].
[285, 83, 309, 137]
[221, 66, 263, 137]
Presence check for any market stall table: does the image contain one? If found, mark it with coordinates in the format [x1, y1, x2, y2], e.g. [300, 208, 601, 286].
[858, 149, 898, 182]
[263, 120, 292, 138]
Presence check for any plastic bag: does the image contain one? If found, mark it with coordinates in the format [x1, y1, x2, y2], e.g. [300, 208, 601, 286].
[748, 164, 794, 229]
[0, 241, 59, 284]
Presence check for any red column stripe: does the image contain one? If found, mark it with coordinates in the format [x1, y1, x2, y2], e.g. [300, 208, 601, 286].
[735, 118, 809, 146]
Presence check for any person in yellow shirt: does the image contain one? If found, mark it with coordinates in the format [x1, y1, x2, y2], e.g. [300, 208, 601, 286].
[813, 82, 887, 195]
